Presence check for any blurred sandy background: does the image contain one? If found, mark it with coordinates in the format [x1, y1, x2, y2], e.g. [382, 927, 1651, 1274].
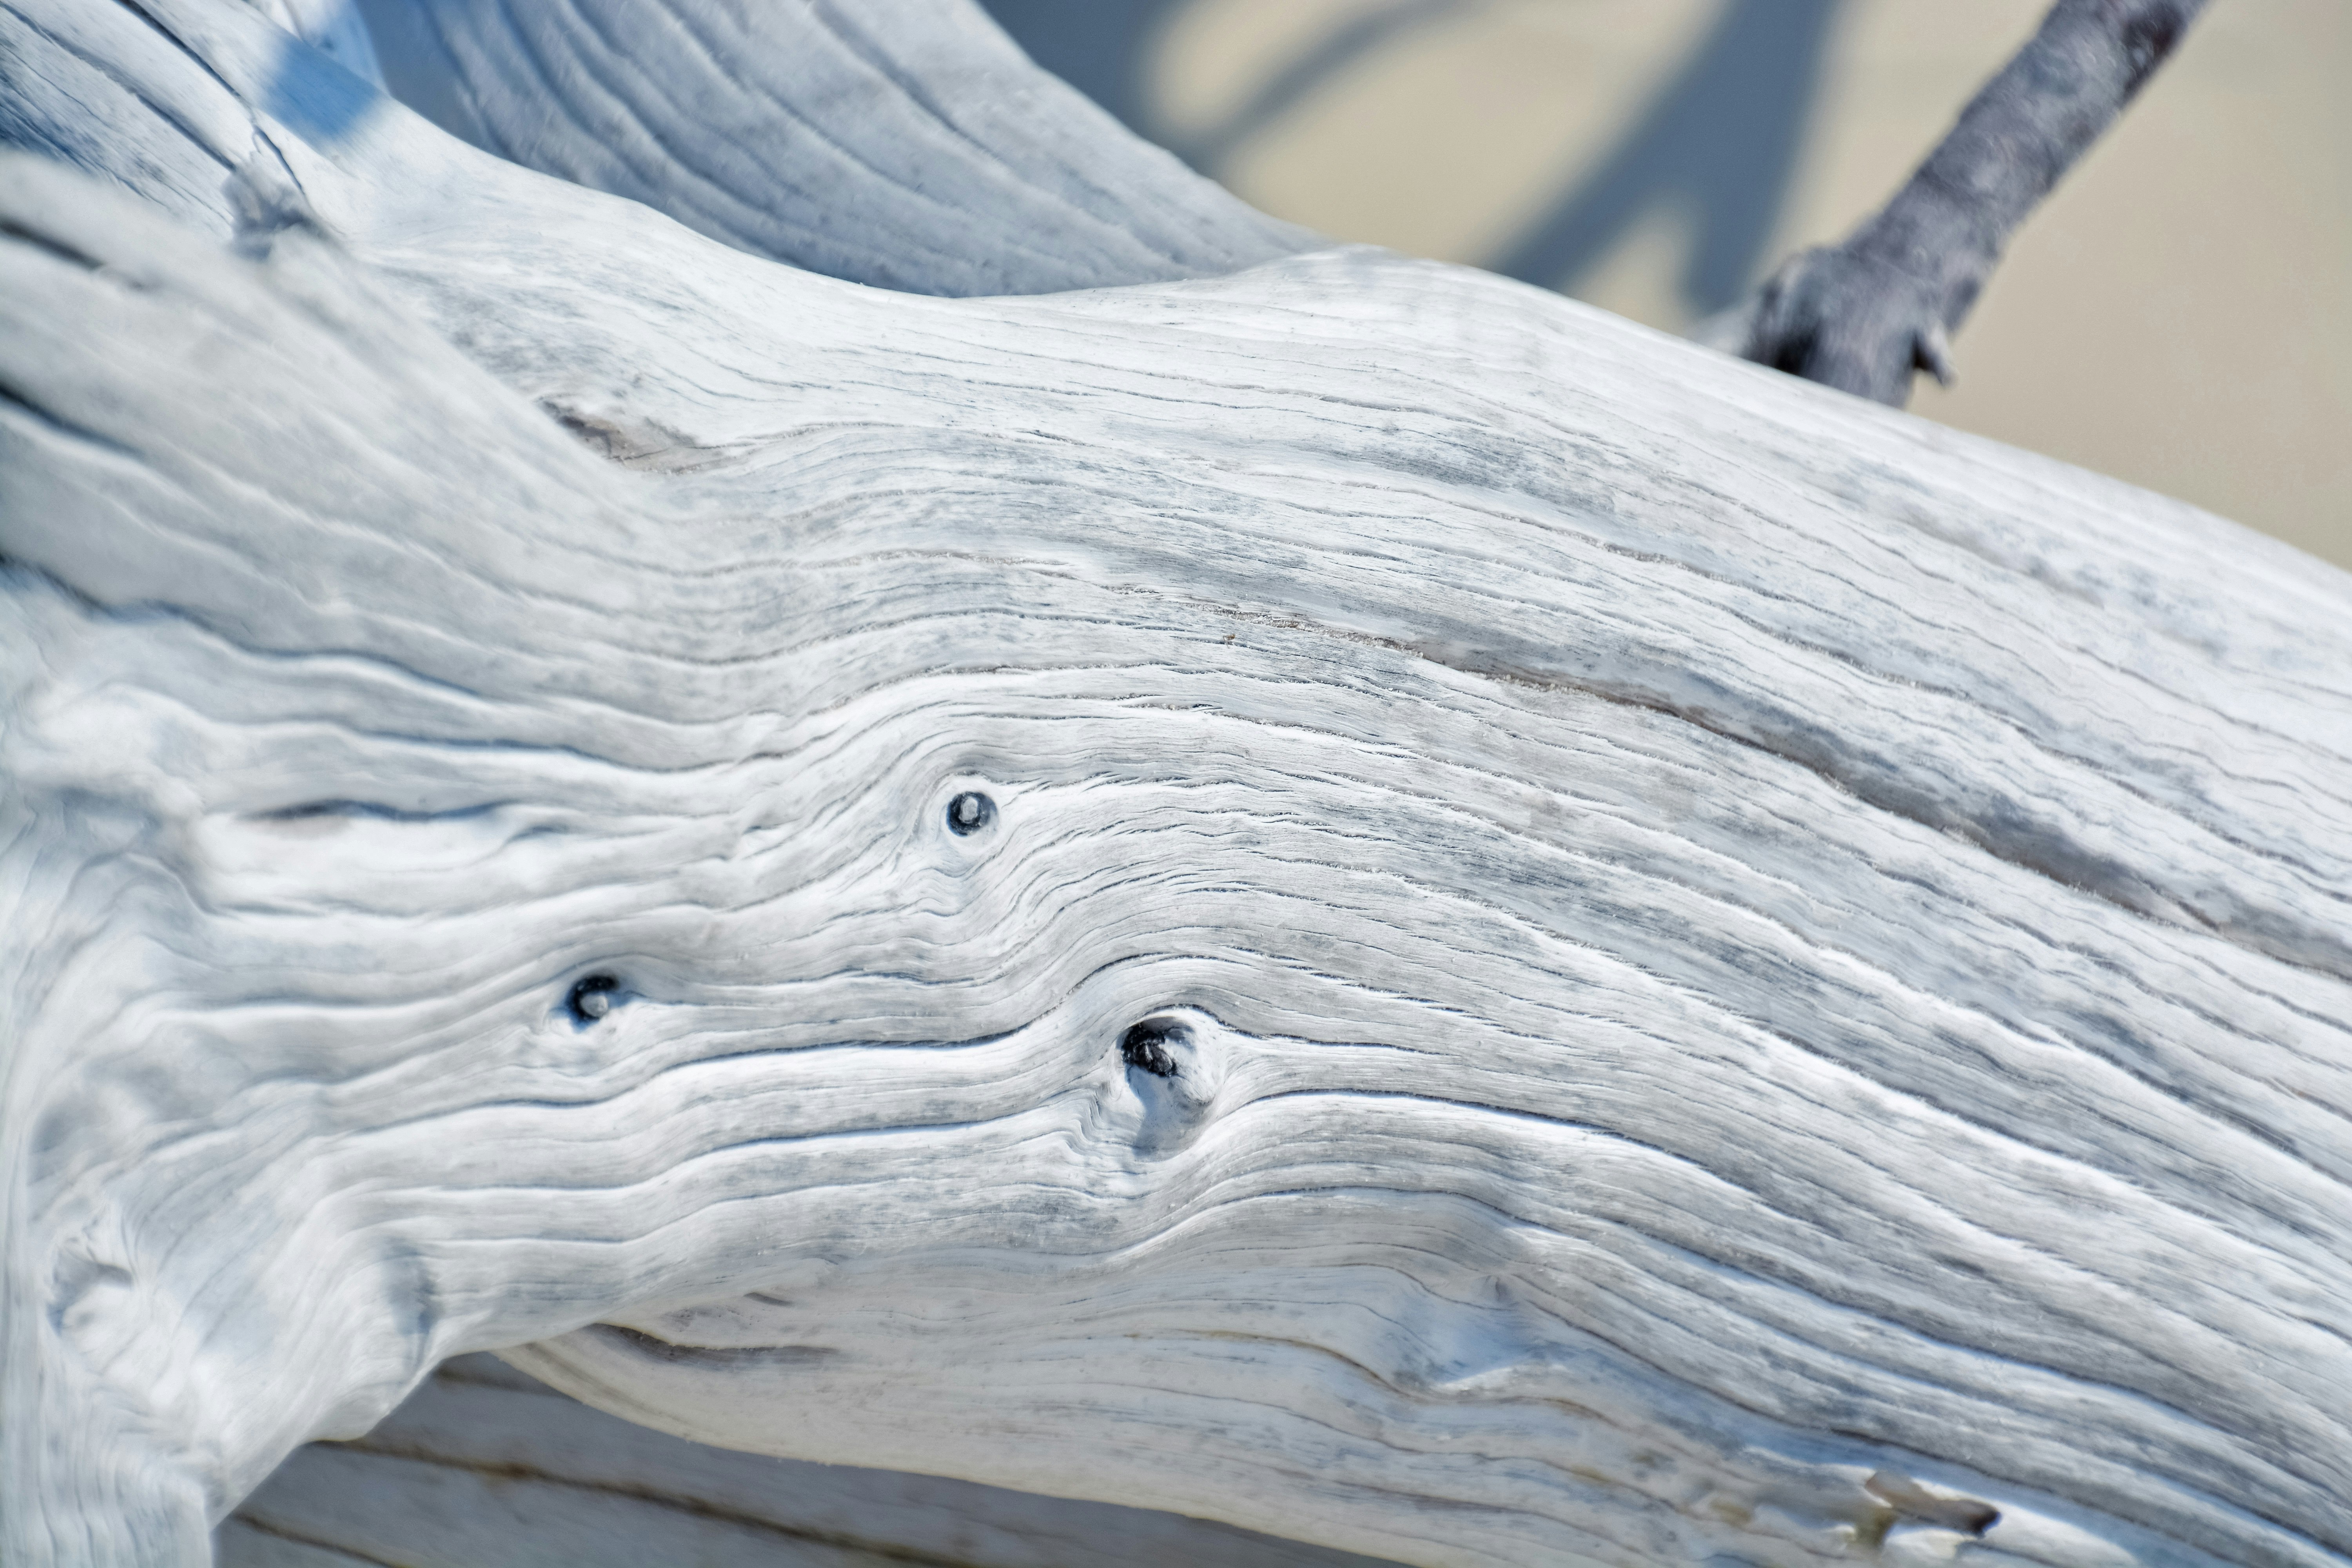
[982, 0, 2351, 569]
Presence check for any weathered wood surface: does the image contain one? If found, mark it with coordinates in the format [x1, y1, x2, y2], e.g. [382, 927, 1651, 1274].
[344, 0, 1310, 292]
[4, 2, 2351, 1565]
[218, 1354, 1401, 1567]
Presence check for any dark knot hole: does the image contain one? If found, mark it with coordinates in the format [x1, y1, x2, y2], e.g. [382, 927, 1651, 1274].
[946, 791, 996, 836]
[568, 974, 621, 1024]
[1120, 1017, 1189, 1078]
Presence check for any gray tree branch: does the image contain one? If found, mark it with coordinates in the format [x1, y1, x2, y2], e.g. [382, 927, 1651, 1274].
[1707, 0, 2210, 405]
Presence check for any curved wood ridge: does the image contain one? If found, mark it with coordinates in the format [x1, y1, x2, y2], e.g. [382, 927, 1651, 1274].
[346, 0, 1313, 292]
[3, 3, 2350, 1565]
[220, 1354, 1401, 1566]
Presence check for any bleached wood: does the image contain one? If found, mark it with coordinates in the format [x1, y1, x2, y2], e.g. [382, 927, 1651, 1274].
[344, 0, 1311, 293]
[217, 1354, 1401, 1566]
[3, 2, 2350, 1566]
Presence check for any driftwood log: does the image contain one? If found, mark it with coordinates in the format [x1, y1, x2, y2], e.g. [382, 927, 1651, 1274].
[4, 2, 2350, 1564]
[219, 1354, 1400, 1566]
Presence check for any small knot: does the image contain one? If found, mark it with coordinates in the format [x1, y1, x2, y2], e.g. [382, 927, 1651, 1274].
[1120, 1017, 1188, 1078]
[946, 791, 995, 836]
[227, 145, 330, 258]
[568, 975, 621, 1024]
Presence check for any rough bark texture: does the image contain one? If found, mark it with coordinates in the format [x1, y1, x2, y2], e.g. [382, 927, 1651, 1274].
[4, 3, 2349, 1566]
[1706, 0, 2212, 405]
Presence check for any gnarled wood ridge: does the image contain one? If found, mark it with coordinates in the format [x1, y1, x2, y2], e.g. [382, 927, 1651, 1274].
[4, 3, 2350, 1564]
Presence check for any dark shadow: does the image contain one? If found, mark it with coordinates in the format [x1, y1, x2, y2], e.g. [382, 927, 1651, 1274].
[1485, 0, 1845, 312]
[1167, 0, 1463, 169]
[977, 0, 1464, 167]
[978, 0, 1845, 312]
[975, 0, 1192, 134]
[261, 27, 377, 145]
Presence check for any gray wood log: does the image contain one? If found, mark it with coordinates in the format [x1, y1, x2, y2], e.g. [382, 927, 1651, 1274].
[218, 1355, 1401, 1566]
[352, 0, 1312, 292]
[4, 2, 2349, 1566]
